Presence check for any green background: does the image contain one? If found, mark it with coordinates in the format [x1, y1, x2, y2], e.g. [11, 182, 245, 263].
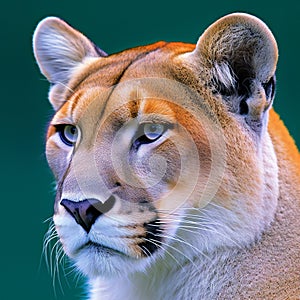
[2, 0, 299, 299]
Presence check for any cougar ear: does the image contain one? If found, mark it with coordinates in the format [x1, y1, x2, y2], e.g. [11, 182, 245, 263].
[188, 13, 278, 133]
[33, 17, 107, 109]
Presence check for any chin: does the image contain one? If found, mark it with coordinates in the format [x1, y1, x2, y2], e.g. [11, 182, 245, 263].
[72, 243, 154, 278]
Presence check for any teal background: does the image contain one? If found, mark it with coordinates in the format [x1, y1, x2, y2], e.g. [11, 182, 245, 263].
[1, 0, 299, 299]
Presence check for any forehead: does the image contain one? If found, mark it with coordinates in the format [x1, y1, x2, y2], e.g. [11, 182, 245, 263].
[53, 83, 179, 129]
[66, 41, 194, 95]
[52, 42, 196, 125]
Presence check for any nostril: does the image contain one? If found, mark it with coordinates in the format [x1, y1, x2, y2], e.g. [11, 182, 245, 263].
[60, 196, 116, 233]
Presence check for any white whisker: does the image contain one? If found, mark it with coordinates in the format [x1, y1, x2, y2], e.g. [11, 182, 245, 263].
[40, 219, 72, 296]
[178, 225, 241, 248]
[147, 237, 200, 271]
[155, 233, 211, 261]
[143, 237, 183, 269]
[139, 245, 152, 258]
[43, 216, 55, 224]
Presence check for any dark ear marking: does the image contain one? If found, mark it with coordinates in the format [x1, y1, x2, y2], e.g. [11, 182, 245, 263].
[218, 72, 276, 117]
[262, 75, 276, 101]
[239, 99, 249, 115]
[215, 65, 254, 99]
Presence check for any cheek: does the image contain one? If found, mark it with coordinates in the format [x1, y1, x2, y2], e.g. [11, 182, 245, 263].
[153, 144, 181, 186]
[135, 143, 182, 200]
[46, 139, 70, 180]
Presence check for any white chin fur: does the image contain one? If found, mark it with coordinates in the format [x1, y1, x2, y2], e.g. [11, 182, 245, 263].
[74, 246, 153, 278]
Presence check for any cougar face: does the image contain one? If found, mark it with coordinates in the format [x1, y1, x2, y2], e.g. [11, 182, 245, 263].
[34, 14, 283, 286]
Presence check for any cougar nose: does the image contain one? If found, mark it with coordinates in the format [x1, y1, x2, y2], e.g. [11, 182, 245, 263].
[60, 196, 116, 233]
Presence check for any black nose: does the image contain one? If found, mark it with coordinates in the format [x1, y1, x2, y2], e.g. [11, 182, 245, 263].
[60, 196, 116, 233]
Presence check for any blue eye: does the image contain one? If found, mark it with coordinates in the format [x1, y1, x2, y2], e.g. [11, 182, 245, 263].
[143, 124, 165, 140]
[132, 123, 170, 150]
[56, 125, 78, 146]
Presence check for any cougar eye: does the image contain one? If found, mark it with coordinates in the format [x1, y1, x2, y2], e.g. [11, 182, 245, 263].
[132, 123, 171, 150]
[144, 124, 165, 140]
[56, 125, 78, 146]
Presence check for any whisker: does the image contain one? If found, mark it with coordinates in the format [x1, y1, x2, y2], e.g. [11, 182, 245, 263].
[74, 269, 85, 288]
[43, 233, 59, 252]
[53, 243, 65, 296]
[61, 255, 73, 287]
[143, 237, 183, 269]
[155, 210, 242, 249]
[147, 237, 200, 271]
[41, 220, 81, 296]
[178, 225, 241, 248]
[58, 248, 66, 265]
[180, 218, 230, 230]
[155, 232, 211, 261]
[49, 242, 61, 296]
[41, 221, 59, 272]
[139, 245, 152, 258]
[43, 216, 55, 224]
[43, 234, 59, 271]
[149, 217, 240, 248]
[50, 239, 62, 276]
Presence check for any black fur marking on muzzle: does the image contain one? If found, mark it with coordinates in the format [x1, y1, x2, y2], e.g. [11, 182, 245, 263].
[139, 219, 162, 256]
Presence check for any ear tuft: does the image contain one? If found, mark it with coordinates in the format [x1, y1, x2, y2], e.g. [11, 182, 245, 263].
[33, 17, 107, 85]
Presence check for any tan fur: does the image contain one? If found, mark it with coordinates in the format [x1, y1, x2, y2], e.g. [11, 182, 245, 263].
[33, 13, 300, 299]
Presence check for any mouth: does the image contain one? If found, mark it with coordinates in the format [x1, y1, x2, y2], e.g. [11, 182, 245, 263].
[56, 218, 166, 277]
[73, 222, 162, 259]
[78, 241, 128, 257]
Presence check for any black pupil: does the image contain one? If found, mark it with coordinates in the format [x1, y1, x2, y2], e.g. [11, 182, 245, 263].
[70, 126, 76, 135]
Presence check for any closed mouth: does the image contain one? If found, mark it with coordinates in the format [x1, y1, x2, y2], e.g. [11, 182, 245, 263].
[81, 241, 128, 257]
[72, 218, 162, 258]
